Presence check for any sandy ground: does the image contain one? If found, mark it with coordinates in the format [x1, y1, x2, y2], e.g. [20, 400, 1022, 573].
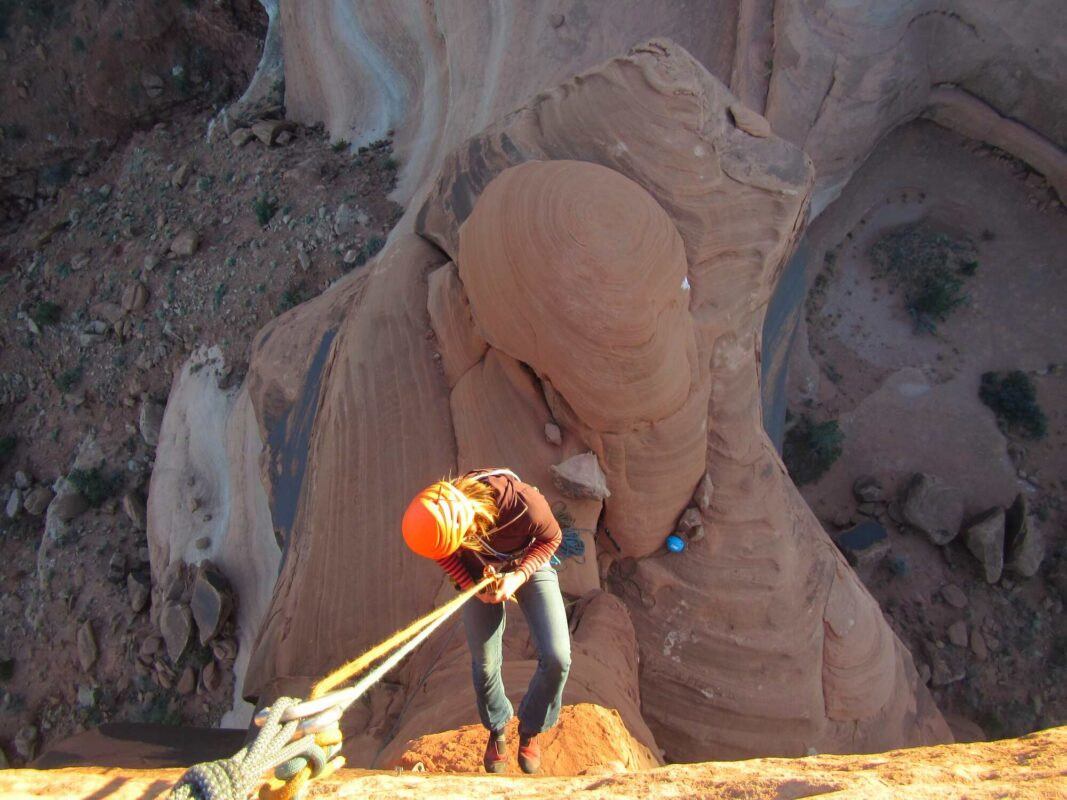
[787, 120, 1067, 738]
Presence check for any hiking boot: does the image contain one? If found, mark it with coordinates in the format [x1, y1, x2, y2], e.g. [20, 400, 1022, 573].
[483, 730, 508, 773]
[518, 732, 541, 774]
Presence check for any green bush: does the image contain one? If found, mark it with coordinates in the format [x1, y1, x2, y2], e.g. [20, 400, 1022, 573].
[55, 366, 83, 393]
[783, 414, 844, 486]
[31, 300, 62, 327]
[869, 222, 976, 333]
[69, 467, 121, 507]
[252, 193, 277, 226]
[979, 371, 1047, 440]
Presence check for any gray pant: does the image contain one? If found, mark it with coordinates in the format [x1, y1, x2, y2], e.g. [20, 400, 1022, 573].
[462, 564, 571, 736]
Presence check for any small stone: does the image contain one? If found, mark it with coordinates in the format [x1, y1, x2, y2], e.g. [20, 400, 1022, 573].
[1005, 494, 1045, 578]
[14, 471, 31, 490]
[544, 422, 562, 446]
[23, 486, 52, 516]
[931, 656, 965, 687]
[550, 453, 610, 500]
[191, 563, 233, 645]
[14, 725, 38, 761]
[852, 475, 885, 503]
[900, 473, 963, 546]
[677, 506, 703, 532]
[170, 229, 200, 257]
[143, 253, 160, 272]
[160, 603, 194, 663]
[230, 128, 255, 147]
[970, 630, 988, 661]
[947, 620, 968, 648]
[202, 660, 220, 691]
[276, 130, 293, 146]
[343, 249, 359, 264]
[139, 635, 162, 660]
[857, 501, 881, 517]
[177, 665, 197, 695]
[333, 202, 370, 238]
[693, 473, 714, 514]
[172, 162, 191, 188]
[108, 552, 126, 582]
[940, 584, 968, 609]
[729, 103, 771, 137]
[834, 519, 890, 567]
[195, 536, 211, 550]
[5, 488, 20, 519]
[141, 71, 164, 97]
[962, 507, 1005, 584]
[252, 119, 296, 146]
[139, 400, 165, 447]
[128, 572, 150, 613]
[549, 13, 565, 27]
[296, 249, 311, 271]
[77, 621, 98, 671]
[121, 281, 149, 312]
[210, 638, 237, 662]
[687, 524, 706, 543]
[154, 660, 176, 689]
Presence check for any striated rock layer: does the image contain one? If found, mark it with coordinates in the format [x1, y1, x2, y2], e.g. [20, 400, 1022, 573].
[6, 726, 1067, 799]
[160, 40, 952, 766]
[277, 0, 1066, 213]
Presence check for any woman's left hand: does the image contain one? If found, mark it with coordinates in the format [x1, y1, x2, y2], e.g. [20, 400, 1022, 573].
[487, 571, 526, 603]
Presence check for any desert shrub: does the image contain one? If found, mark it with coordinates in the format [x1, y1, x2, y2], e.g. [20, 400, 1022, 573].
[252, 193, 277, 226]
[31, 300, 61, 327]
[979, 370, 1047, 440]
[783, 414, 844, 486]
[869, 221, 977, 333]
[55, 365, 83, 392]
[69, 467, 121, 507]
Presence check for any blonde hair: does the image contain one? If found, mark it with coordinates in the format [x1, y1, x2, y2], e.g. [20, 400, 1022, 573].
[451, 475, 499, 554]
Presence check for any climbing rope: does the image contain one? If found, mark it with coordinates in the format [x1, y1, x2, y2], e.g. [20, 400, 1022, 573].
[551, 526, 588, 566]
[168, 574, 495, 800]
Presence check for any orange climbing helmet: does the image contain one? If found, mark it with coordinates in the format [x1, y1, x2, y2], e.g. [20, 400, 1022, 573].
[402, 480, 477, 559]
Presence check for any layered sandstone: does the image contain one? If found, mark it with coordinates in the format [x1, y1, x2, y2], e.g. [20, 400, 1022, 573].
[8, 725, 1066, 799]
[145, 40, 955, 765]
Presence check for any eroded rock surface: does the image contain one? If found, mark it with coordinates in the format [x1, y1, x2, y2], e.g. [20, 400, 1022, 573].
[212, 41, 949, 765]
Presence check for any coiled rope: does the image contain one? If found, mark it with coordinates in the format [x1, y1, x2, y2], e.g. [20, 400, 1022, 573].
[168, 575, 495, 800]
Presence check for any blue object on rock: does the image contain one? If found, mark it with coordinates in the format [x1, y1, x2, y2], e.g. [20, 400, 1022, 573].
[666, 534, 686, 553]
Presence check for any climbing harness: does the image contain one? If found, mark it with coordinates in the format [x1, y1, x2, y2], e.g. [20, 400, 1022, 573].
[168, 573, 495, 800]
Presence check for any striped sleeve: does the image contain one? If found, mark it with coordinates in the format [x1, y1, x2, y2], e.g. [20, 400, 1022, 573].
[515, 527, 562, 580]
[436, 553, 475, 590]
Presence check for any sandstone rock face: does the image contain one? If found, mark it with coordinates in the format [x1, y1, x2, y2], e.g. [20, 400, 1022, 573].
[220, 42, 948, 765]
[278, 1, 1065, 216]
[11, 726, 1067, 797]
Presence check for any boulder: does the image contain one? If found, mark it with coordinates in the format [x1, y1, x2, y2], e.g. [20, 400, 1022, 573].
[1005, 494, 1045, 578]
[230, 128, 255, 147]
[77, 621, 98, 671]
[544, 423, 562, 446]
[900, 473, 963, 545]
[962, 507, 1005, 584]
[191, 563, 234, 645]
[834, 519, 890, 567]
[550, 453, 611, 500]
[940, 584, 968, 609]
[122, 490, 148, 530]
[693, 473, 714, 514]
[852, 475, 885, 503]
[947, 621, 968, 648]
[121, 281, 149, 313]
[5, 488, 20, 519]
[160, 604, 194, 663]
[728, 103, 771, 137]
[251, 119, 296, 146]
[170, 229, 200, 257]
[139, 401, 165, 447]
[128, 572, 150, 613]
[50, 486, 88, 522]
[23, 486, 53, 516]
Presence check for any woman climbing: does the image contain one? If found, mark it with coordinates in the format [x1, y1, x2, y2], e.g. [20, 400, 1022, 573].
[401, 468, 570, 775]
